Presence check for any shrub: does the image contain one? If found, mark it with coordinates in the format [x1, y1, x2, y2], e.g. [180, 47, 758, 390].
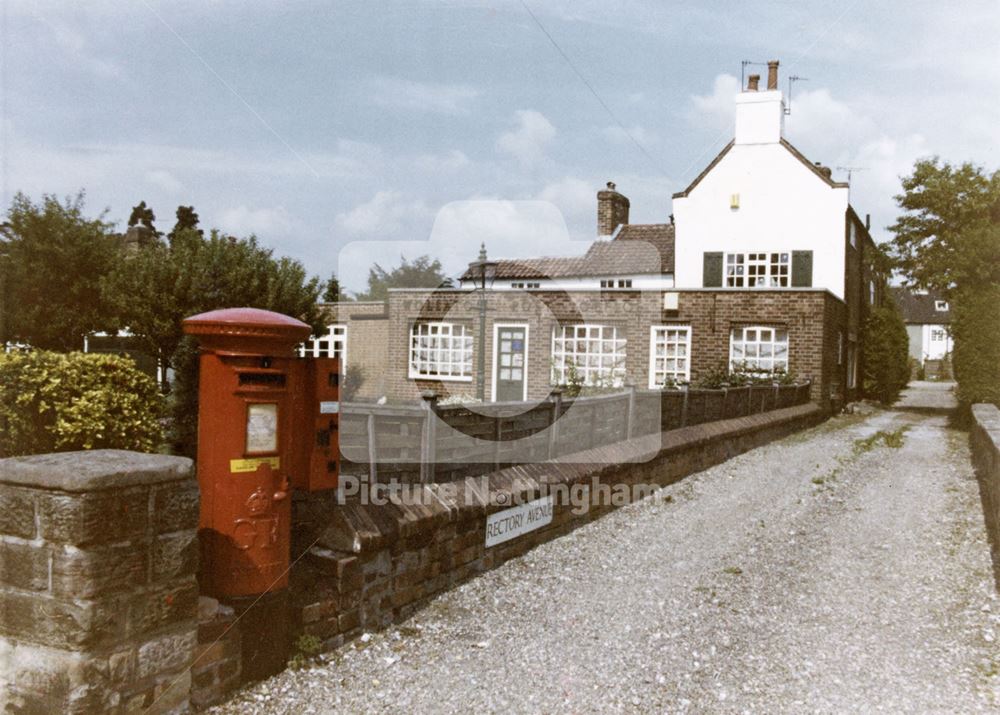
[952, 284, 1000, 407]
[0, 350, 165, 457]
[861, 303, 911, 404]
[695, 361, 798, 389]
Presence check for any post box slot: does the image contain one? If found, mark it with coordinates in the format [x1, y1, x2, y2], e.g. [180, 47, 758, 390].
[239, 372, 287, 387]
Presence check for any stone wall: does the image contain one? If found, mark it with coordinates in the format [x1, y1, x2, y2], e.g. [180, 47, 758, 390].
[971, 403, 1000, 591]
[0, 450, 198, 715]
[291, 402, 827, 650]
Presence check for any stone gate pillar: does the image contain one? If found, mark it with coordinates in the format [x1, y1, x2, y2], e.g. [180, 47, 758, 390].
[0, 450, 198, 714]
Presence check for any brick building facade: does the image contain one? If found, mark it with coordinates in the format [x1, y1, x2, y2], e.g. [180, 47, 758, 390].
[318, 60, 886, 409]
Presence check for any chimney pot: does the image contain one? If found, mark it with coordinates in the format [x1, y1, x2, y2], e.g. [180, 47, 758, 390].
[747, 74, 760, 91]
[607, 181, 616, 190]
[767, 60, 779, 90]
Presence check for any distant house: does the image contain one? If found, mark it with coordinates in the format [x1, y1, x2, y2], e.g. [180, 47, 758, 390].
[891, 287, 953, 377]
[322, 60, 888, 408]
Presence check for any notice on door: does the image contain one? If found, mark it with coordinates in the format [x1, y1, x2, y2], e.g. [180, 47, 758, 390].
[484, 496, 554, 548]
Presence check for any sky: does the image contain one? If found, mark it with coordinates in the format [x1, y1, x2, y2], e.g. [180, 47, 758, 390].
[2, 0, 999, 293]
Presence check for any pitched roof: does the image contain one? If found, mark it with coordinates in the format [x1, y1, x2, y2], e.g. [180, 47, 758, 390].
[891, 286, 952, 324]
[463, 224, 675, 280]
[671, 138, 849, 199]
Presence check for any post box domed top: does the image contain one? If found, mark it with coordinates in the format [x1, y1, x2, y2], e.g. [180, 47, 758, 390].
[182, 307, 312, 356]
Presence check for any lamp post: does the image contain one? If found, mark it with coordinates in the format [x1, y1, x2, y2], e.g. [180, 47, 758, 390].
[467, 243, 497, 401]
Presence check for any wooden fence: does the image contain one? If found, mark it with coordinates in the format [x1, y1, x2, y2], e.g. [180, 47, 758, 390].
[339, 382, 812, 484]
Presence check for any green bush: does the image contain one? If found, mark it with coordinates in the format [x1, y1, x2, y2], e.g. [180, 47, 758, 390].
[0, 351, 165, 457]
[952, 284, 1000, 407]
[861, 303, 911, 404]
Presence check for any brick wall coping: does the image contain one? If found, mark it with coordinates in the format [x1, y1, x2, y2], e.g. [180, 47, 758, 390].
[318, 402, 822, 555]
[0, 449, 193, 492]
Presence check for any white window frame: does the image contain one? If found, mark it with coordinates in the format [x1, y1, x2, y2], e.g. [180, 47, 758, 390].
[726, 252, 789, 288]
[551, 324, 627, 387]
[869, 280, 876, 305]
[930, 328, 947, 342]
[408, 322, 473, 382]
[729, 325, 789, 373]
[299, 324, 347, 366]
[490, 323, 530, 402]
[648, 326, 691, 387]
[935, 300, 949, 311]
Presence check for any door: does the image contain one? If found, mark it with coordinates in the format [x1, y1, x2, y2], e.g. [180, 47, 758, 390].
[494, 325, 528, 402]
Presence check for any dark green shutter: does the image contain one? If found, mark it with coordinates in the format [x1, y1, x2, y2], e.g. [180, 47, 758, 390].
[791, 250, 813, 287]
[703, 252, 723, 287]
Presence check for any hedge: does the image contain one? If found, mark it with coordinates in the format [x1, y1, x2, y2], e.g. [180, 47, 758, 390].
[862, 302, 911, 405]
[0, 351, 165, 457]
[952, 284, 1000, 407]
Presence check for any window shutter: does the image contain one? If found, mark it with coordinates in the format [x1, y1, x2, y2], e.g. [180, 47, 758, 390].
[703, 252, 723, 287]
[791, 250, 813, 287]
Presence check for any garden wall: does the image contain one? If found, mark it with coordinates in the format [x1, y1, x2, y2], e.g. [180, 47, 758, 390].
[291, 402, 826, 650]
[971, 403, 1000, 591]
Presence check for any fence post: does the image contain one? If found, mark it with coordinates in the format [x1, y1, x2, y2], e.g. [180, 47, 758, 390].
[367, 412, 378, 484]
[548, 388, 563, 459]
[773, 383, 779, 411]
[420, 391, 438, 484]
[625, 384, 637, 441]
[744, 386, 752, 416]
[680, 387, 690, 427]
[721, 387, 729, 419]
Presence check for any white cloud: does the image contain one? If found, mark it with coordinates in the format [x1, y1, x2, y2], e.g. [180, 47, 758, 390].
[334, 191, 431, 237]
[496, 110, 556, 167]
[370, 77, 480, 115]
[689, 74, 740, 132]
[602, 124, 659, 148]
[412, 150, 470, 173]
[218, 205, 293, 237]
[145, 169, 183, 193]
[536, 177, 595, 225]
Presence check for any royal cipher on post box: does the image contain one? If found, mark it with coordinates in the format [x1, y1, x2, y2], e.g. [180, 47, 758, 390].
[182, 308, 340, 600]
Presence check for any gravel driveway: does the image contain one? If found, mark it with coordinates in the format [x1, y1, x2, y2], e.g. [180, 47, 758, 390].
[211, 404, 1000, 714]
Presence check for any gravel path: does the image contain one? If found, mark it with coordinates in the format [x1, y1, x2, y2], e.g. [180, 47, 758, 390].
[211, 404, 999, 714]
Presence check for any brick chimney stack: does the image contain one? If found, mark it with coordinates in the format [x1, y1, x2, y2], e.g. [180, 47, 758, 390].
[747, 74, 760, 91]
[767, 60, 779, 90]
[597, 181, 630, 237]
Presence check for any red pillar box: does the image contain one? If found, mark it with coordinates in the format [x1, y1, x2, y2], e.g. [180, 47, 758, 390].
[182, 308, 311, 598]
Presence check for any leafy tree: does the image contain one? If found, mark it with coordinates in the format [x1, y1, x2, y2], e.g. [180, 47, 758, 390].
[861, 302, 911, 405]
[128, 200, 160, 236]
[0, 192, 119, 350]
[102, 223, 324, 455]
[353, 255, 452, 301]
[322, 271, 342, 303]
[888, 158, 1000, 294]
[169, 205, 202, 242]
[102, 226, 324, 385]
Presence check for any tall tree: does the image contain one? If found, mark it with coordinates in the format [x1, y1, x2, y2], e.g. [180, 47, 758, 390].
[127, 200, 160, 236]
[888, 158, 1000, 294]
[322, 271, 342, 303]
[169, 205, 202, 242]
[353, 254, 452, 301]
[0, 192, 118, 350]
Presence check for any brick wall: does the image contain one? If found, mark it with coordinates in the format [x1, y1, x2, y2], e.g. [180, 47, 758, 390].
[319, 301, 389, 400]
[0, 450, 198, 715]
[385, 288, 841, 406]
[289, 402, 827, 652]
